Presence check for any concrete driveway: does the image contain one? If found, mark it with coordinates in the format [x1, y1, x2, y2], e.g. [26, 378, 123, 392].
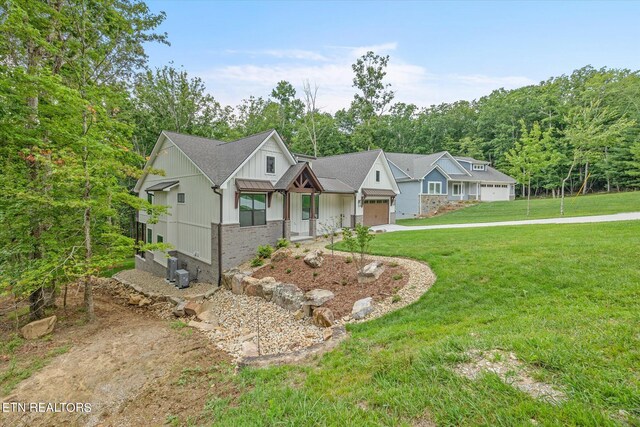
[373, 212, 640, 233]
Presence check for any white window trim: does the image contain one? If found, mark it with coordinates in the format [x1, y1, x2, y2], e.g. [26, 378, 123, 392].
[266, 155, 276, 175]
[427, 181, 444, 195]
[452, 182, 463, 196]
[472, 164, 485, 171]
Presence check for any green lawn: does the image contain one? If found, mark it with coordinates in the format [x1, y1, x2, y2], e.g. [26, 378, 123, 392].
[398, 191, 640, 226]
[200, 221, 639, 426]
[98, 257, 135, 277]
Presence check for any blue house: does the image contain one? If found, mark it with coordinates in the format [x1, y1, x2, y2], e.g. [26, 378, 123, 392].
[386, 151, 516, 219]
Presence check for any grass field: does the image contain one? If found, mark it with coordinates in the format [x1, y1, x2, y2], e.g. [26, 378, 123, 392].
[202, 221, 640, 426]
[397, 191, 640, 226]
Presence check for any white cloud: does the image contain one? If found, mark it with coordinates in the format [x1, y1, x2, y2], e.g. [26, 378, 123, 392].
[199, 43, 535, 112]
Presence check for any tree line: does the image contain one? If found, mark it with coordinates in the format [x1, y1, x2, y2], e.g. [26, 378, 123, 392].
[1, 0, 639, 321]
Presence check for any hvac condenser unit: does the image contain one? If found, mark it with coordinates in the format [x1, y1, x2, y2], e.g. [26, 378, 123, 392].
[166, 257, 178, 283]
[176, 269, 190, 289]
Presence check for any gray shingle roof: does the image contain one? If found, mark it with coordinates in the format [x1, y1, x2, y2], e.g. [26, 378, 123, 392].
[311, 150, 382, 191]
[274, 162, 306, 190]
[386, 152, 446, 179]
[162, 129, 275, 186]
[455, 156, 490, 165]
[462, 166, 516, 183]
[317, 177, 356, 193]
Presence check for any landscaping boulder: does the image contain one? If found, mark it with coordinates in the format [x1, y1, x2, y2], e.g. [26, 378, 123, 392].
[323, 328, 333, 341]
[244, 282, 262, 297]
[304, 250, 324, 268]
[272, 283, 305, 312]
[138, 297, 152, 307]
[20, 315, 57, 340]
[173, 301, 187, 317]
[352, 297, 374, 320]
[312, 307, 335, 327]
[357, 261, 385, 284]
[242, 341, 259, 358]
[260, 282, 280, 302]
[238, 276, 259, 295]
[231, 273, 246, 295]
[188, 320, 217, 332]
[184, 300, 203, 317]
[272, 248, 292, 262]
[221, 268, 240, 290]
[196, 310, 219, 325]
[304, 289, 334, 306]
[128, 294, 142, 305]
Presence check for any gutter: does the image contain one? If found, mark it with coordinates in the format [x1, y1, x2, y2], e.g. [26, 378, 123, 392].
[212, 185, 223, 286]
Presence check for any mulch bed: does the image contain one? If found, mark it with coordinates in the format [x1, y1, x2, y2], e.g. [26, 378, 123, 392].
[252, 253, 409, 318]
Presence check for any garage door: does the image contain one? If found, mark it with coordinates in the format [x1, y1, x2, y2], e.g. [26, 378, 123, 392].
[363, 199, 389, 226]
[480, 184, 510, 201]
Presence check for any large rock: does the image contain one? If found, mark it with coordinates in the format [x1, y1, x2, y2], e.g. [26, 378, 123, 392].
[196, 310, 219, 325]
[184, 300, 203, 317]
[173, 301, 187, 317]
[272, 283, 304, 312]
[231, 274, 246, 295]
[244, 282, 262, 297]
[304, 250, 324, 268]
[260, 282, 280, 302]
[21, 315, 57, 340]
[312, 307, 335, 327]
[221, 269, 240, 290]
[272, 248, 292, 262]
[242, 341, 259, 358]
[304, 289, 334, 307]
[352, 297, 374, 320]
[357, 261, 385, 284]
[188, 320, 217, 332]
[128, 294, 142, 305]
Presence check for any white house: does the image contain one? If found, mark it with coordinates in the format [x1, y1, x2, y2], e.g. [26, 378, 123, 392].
[386, 151, 516, 219]
[133, 130, 399, 285]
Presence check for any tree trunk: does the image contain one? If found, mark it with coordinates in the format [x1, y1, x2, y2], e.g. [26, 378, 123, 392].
[561, 155, 577, 216]
[527, 175, 531, 216]
[582, 161, 589, 195]
[29, 287, 46, 320]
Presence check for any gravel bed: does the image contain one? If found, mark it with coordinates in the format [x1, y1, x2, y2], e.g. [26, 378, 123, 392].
[199, 290, 324, 361]
[114, 269, 215, 299]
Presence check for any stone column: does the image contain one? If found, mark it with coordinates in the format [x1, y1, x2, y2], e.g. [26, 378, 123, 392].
[284, 219, 291, 240]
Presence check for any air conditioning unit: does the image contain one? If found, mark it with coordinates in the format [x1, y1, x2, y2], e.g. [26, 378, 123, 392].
[176, 269, 190, 289]
[166, 257, 178, 283]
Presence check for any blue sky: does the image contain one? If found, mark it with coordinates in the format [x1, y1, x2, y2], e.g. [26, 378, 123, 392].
[145, 1, 640, 112]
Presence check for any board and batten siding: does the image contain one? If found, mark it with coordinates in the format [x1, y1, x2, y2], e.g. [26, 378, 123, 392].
[395, 181, 421, 219]
[221, 135, 291, 225]
[354, 154, 398, 216]
[138, 136, 215, 265]
[435, 156, 465, 174]
[422, 168, 448, 194]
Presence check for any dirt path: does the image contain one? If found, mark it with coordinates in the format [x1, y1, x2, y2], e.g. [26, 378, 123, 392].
[1, 282, 230, 427]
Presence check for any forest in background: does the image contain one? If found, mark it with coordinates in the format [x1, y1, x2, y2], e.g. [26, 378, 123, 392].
[1, 0, 639, 320]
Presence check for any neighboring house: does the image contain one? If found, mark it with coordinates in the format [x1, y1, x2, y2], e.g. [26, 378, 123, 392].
[386, 151, 516, 219]
[133, 129, 398, 285]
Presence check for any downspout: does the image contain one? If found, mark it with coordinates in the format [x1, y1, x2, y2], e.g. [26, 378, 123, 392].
[212, 185, 223, 286]
[352, 192, 357, 228]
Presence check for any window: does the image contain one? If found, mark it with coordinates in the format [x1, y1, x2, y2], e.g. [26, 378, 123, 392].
[177, 193, 185, 204]
[147, 228, 152, 244]
[266, 156, 275, 174]
[472, 164, 485, 171]
[147, 193, 153, 204]
[302, 194, 319, 220]
[375, 170, 381, 182]
[452, 183, 462, 196]
[157, 235, 163, 243]
[239, 194, 266, 227]
[427, 182, 443, 195]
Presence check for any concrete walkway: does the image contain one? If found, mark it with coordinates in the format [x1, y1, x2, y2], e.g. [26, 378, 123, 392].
[371, 212, 640, 233]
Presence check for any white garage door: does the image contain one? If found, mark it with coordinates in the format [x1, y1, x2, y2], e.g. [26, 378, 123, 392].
[480, 184, 510, 201]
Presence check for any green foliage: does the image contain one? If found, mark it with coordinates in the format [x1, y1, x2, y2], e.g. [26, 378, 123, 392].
[392, 274, 403, 281]
[391, 294, 401, 303]
[250, 257, 264, 268]
[341, 224, 375, 272]
[295, 243, 301, 248]
[275, 238, 290, 249]
[285, 268, 292, 274]
[344, 256, 353, 264]
[257, 245, 274, 259]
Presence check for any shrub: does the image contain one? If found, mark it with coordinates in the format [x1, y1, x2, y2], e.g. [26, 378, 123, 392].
[257, 245, 274, 259]
[323, 233, 329, 239]
[295, 243, 301, 248]
[312, 271, 318, 278]
[251, 257, 264, 267]
[392, 294, 401, 303]
[286, 268, 292, 274]
[342, 224, 374, 272]
[294, 255, 301, 260]
[393, 274, 403, 281]
[303, 248, 310, 253]
[344, 256, 353, 264]
[340, 278, 348, 286]
[388, 261, 399, 268]
[276, 238, 290, 249]
[270, 264, 275, 270]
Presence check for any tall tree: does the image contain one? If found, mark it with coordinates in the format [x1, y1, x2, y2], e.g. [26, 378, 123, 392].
[269, 80, 303, 143]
